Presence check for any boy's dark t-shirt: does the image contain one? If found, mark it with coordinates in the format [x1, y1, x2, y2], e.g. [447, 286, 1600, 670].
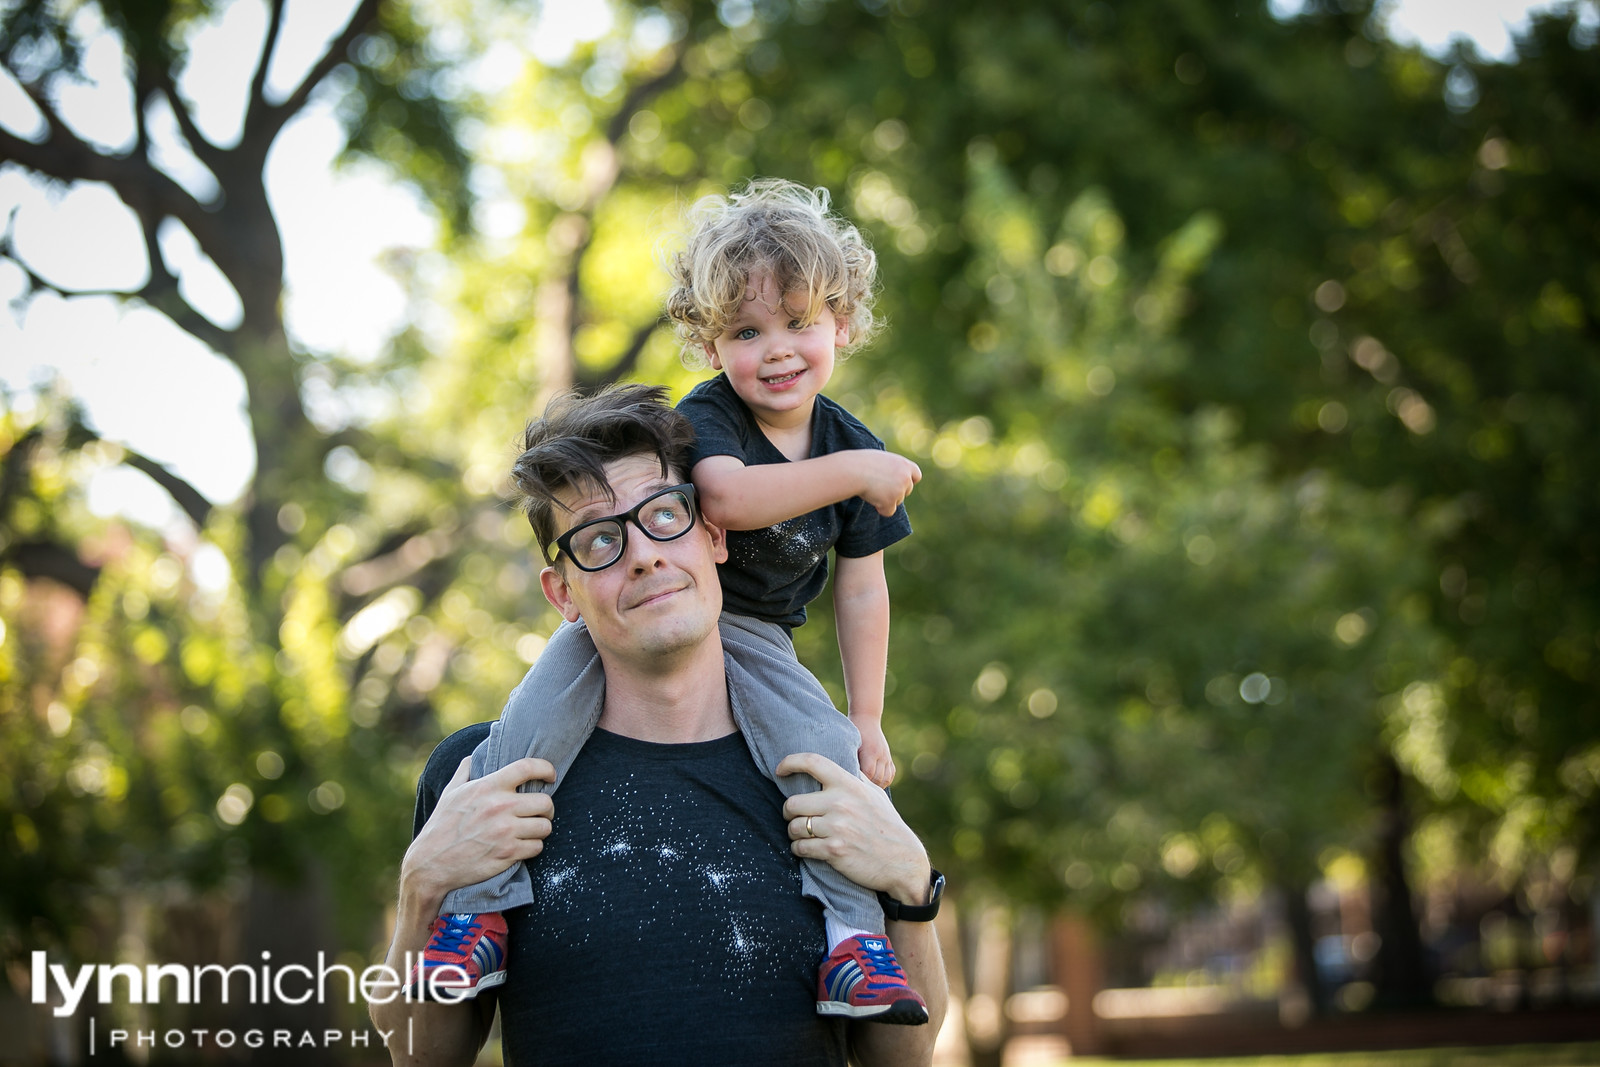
[678, 374, 911, 629]
[413, 724, 848, 1067]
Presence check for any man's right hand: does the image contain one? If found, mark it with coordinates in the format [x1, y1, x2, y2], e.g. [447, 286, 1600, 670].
[855, 450, 922, 517]
[401, 756, 555, 911]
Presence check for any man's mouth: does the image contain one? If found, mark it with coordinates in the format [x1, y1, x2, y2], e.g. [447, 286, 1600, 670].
[629, 584, 686, 609]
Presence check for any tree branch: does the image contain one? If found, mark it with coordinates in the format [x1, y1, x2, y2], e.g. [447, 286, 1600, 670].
[0, 112, 221, 249]
[152, 64, 227, 177]
[3, 541, 99, 599]
[579, 316, 665, 392]
[16, 76, 80, 148]
[554, 45, 687, 390]
[121, 449, 212, 528]
[2, 55, 233, 258]
[0, 426, 44, 527]
[251, 0, 380, 144]
[245, 0, 289, 128]
[1, 224, 237, 358]
[604, 54, 689, 146]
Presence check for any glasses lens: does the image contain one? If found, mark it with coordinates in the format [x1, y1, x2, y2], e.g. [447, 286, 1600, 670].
[568, 520, 625, 570]
[639, 490, 694, 541]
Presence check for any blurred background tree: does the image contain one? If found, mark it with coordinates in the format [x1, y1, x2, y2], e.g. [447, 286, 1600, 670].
[2, 0, 1596, 1056]
[0, 0, 491, 1035]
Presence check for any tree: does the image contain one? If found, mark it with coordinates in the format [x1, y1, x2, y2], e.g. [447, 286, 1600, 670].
[0, 0, 483, 1009]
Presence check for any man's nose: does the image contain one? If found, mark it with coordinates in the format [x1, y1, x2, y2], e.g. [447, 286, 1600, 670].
[624, 522, 668, 572]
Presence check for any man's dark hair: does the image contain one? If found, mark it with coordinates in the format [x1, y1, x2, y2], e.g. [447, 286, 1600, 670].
[511, 383, 697, 562]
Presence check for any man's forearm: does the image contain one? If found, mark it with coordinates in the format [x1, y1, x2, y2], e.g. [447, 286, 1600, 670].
[850, 918, 948, 1066]
[369, 877, 491, 1065]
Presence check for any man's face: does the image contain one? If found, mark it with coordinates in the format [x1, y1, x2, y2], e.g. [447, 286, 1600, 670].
[539, 453, 727, 670]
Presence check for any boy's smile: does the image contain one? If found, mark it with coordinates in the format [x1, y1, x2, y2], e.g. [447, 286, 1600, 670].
[705, 268, 847, 434]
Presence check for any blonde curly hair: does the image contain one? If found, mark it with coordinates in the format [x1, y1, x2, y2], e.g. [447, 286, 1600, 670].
[665, 178, 879, 367]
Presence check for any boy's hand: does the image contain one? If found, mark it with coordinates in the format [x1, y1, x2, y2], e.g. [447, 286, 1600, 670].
[854, 718, 896, 788]
[856, 450, 922, 517]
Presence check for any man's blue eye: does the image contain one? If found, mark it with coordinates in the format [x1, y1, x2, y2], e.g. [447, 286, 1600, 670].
[577, 527, 619, 553]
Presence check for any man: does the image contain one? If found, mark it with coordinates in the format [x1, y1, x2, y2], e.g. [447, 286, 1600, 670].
[371, 385, 947, 1065]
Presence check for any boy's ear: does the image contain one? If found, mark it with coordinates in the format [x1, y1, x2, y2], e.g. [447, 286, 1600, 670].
[540, 564, 583, 623]
[833, 315, 850, 348]
[704, 342, 723, 371]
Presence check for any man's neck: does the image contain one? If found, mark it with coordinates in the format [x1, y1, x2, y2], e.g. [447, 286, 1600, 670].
[594, 629, 735, 743]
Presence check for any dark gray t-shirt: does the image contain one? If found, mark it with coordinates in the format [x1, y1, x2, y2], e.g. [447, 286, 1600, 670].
[413, 724, 848, 1067]
[678, 374, 912, 628]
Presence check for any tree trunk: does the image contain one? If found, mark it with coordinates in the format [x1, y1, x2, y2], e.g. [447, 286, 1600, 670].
[1281, 879, 1331, 1020]
[1369, 754, 1434, 1010]
[960, 904, 1013, 1067]
[1051, 913, 1105, 1056]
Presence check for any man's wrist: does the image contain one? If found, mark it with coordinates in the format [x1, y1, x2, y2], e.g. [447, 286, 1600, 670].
[879, 868, 944, 922]
[398, 856, 449, 922]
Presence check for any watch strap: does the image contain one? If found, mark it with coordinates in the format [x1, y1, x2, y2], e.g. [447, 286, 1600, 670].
[877, 869, 944, 922]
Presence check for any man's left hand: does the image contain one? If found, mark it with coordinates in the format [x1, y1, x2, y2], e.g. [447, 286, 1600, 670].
[776, 752, 931, 909]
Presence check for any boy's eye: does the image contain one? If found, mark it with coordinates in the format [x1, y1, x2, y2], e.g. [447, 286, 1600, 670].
[736, 327, 759, 341]
[788, 319, 804, 330]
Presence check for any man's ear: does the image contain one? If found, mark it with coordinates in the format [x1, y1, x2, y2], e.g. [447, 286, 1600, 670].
[704, 342, 723, 371]
[702, 517, 729, 565]
[540, 564, 583, 623]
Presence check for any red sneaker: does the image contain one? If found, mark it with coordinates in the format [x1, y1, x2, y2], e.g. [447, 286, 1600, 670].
[816, 934, 929, 1024]
[408, 912, 508, 1000]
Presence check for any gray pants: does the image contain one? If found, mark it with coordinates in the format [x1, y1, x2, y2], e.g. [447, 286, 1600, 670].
[440, 613, 885, 934]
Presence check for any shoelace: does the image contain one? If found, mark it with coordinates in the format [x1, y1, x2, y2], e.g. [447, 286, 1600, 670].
[858, 942, 907, 980]
[427, 914, 482, 956]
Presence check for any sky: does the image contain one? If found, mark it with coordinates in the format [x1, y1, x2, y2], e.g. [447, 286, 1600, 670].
[0, 0, 1586, 534]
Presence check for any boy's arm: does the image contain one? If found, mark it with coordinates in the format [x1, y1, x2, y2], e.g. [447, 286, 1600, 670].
[834, 551, 894, 787]
[692, 451, 920, 531]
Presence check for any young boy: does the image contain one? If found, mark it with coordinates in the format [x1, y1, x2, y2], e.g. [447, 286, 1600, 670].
[416, 179, 928, 1024]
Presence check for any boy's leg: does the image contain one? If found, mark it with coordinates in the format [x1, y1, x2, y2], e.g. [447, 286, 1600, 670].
[718, 614, 881, 934]
[439, 620, 605, 915]
[721, 615, 926, 1024]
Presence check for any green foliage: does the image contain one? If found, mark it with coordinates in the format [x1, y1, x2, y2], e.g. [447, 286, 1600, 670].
[4, 0, 1597, 1001]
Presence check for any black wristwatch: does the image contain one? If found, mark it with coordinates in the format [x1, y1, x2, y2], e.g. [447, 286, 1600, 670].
[877, 869, 945, 922]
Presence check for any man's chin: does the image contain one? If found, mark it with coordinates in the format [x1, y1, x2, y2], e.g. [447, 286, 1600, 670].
[632, 614, 719, 660]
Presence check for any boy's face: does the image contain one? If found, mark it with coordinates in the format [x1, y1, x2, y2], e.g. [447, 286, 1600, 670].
[703, 268, 846, 433]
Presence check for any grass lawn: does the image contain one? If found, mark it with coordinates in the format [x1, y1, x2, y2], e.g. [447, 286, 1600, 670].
[1065, 1044, 1600, 1067]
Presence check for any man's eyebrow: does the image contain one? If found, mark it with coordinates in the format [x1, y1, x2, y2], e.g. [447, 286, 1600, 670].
[571, 481, 673, 522]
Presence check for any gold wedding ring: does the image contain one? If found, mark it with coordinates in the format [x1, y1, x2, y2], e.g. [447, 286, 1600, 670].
[806, 816, 816, 838]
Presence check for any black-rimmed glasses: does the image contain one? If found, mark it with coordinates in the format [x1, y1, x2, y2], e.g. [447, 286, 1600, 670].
[551, 484, 699, 572]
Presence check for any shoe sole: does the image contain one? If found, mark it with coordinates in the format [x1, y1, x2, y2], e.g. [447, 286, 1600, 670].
[816, 999, 929, 1026]
[411, 969, 509, 1002]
